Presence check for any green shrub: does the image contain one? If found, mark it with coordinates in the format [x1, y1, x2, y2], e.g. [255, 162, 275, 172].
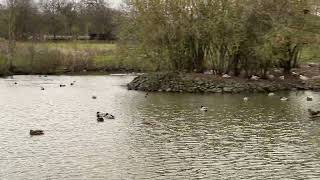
[0, 53, 8, 76]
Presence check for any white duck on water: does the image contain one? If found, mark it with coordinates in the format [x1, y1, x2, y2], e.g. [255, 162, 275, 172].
[268, 92, 275, 96]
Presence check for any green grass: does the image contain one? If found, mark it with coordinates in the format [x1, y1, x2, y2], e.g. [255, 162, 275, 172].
[301, 46, 320, 63]
[0, 40, 155, 75]
[18, 41, 117, 54]
[0, 41, 120, 74]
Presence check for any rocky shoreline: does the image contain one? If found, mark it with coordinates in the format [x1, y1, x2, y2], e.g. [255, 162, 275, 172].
[127, 72, 320, 93]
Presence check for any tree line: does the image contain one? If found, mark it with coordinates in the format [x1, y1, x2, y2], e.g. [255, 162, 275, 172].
[0, 0, 119, 40]
[121, 0, 320, 76]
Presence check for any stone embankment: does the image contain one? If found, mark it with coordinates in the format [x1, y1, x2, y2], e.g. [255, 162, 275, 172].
[127, 72, 320, 93]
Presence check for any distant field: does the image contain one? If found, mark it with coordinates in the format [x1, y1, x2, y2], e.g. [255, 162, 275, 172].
[0, 41, 122, 74]
[301, 46, 320, 62]
[18, 41, 117, 53]
[1, 40, 319, 75]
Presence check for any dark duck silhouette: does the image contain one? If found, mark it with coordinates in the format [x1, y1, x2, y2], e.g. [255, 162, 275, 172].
[97, 116, 104, 122]
[30, 130, 44, 136]
[307, 96, 313, 101]
[308, 109, 320, 118]
[97, 112, 115, 120]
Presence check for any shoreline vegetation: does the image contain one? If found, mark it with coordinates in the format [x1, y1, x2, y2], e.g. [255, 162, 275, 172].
[0, 0, 319, 94]
[127, 64, 320, 93]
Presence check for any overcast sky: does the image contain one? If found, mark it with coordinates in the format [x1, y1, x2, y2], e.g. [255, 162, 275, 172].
[109, 0, 122, 8]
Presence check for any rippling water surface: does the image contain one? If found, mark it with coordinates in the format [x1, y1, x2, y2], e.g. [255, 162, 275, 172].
[1, 75, 320, 179]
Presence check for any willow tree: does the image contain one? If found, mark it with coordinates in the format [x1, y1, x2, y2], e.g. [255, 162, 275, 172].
[122, 0, 318, 74]
[6, 0, 18, 73]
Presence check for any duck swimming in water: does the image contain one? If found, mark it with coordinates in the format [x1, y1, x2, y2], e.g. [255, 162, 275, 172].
[97, 117, 104, 122]
[243, 97, 249, 101]
[60, 84, 66, 87]
[308, 109, 320, 116]
[30, 130, 44, 136]
[268, 93, 275, 96]
[41, 87, 45, 90]
[200, 106, 208, 112]
[307, 96, 313, 101]
[280, 97, 288, 101]
[97, 112, 115, 119]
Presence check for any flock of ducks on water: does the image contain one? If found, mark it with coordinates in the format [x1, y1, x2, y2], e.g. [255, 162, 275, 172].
[12, 78, 115, 136]
[13, 77, 319, 136]
[200, 92, 320, 119]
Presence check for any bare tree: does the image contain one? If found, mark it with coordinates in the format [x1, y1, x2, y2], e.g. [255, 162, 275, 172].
[6, 0, 17, 73]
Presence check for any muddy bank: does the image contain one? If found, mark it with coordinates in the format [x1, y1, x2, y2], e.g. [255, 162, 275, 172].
[127, 72, 320, 93]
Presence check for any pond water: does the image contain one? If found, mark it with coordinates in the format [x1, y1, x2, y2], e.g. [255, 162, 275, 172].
[0, 75, 320, 180]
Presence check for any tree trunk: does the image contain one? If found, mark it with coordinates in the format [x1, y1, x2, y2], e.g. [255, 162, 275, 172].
[7, 0, 17, 74]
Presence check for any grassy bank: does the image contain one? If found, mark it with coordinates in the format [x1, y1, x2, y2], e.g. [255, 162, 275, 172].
[301, 46, 320, 63]
[0, 40, 319, 76]
[0, 41, 146, 75]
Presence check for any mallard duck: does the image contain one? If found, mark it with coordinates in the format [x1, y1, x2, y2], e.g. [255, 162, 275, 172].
[105, 113, 115, 119]
[41, 87, 45, 90]
[280, 97, 288, 101]
[30, 130, 44, 136]
[251, 75, 260, 81]
[299, 75, 309, 81]
[97, 117, 104, 122]
[308, 109, 320, 116]
[200, 106, 208, 112]
[268, 93, 275, 96]
[92, 96, 97, 99]
[222, 74, 231, 78]
[307, 96, 313, 101]
[60, 84, 66, 87]
[97, 112, 115, 119]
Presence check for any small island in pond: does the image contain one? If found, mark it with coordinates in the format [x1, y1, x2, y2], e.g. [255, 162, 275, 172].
[128, 64, 320, 93]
